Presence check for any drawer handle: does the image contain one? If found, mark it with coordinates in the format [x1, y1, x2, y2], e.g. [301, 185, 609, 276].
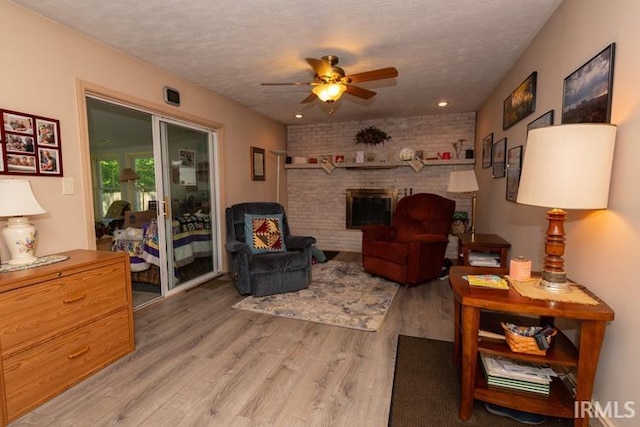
[63, 294, 87, 304]
[67, 346, 90, 359]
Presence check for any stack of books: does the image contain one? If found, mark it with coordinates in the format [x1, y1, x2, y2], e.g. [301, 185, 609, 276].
[465, 274, 509, 289]
[468, 251, 500, 267]
[480, 353, 557, 395]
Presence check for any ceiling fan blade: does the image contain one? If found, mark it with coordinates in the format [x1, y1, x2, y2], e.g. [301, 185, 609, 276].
[301, 93, 317, 104]
[306, 58, 332, 77]
[261, 82, 313, 86]
[346, 67, 399, 83]
[345, 85, 376, 99]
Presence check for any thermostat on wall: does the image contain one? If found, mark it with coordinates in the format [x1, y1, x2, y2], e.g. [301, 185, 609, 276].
[163, 86, 180, 107]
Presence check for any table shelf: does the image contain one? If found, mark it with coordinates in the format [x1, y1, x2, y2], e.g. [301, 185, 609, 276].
[474, 369, 575, 419]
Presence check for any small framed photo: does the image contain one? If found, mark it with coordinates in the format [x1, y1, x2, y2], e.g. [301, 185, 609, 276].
[527, 110, 554, 133]
[492, 138, 506, 178]
[503, 72, 537, 130]
[7, 153, 37, 173]
[3, 111, 33, 135]
[179, 149, 196, 167]
[36, 118, 60, 146]
[0, 144, 4, 172]
[38, 148, 60, 174]
[482, 133, 493, 168]
[335, 155, 345, 163]
[5, 134, 35, 153]
[562, 43, 615, 124]
[251, 146, 265, 181]
[506, 145, 523, 202]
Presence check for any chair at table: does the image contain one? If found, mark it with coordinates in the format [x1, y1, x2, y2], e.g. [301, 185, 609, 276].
[225, 202, 316, 297]
[361, 193, 455, 286]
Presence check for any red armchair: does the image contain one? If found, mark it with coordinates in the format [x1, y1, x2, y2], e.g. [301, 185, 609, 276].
[361, 193, 455, 286]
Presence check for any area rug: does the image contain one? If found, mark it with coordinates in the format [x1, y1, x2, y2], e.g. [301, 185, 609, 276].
[232, 260, 398, 331]
[388, 335, 573, 426]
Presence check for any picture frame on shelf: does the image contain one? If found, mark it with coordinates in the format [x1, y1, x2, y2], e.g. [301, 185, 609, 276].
[482, 133, 493, 168]
[503, 71, 537, 130]
[251, 146, 265, 181]
[492, 137, 506, 178]
[527, 110, 554, 133]
[562, 43, 615, 124]
[1, 108, 63, 176]
[506, 145, 523, 202]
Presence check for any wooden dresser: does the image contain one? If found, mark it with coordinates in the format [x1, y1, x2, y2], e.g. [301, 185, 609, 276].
[0, 250, 135, 425]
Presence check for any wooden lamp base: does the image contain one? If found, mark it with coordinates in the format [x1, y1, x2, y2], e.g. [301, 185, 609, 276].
[540, 208, 571, 293]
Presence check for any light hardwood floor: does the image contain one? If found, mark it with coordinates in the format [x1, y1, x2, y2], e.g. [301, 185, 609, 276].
[12, 254, 455, 427]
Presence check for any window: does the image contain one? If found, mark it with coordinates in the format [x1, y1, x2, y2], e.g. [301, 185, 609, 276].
[98, 159, 121, 217]
[133, 156, 156, 210]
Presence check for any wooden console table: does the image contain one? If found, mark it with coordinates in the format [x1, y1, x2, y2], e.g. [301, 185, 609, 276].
[449, 266, 614, 427]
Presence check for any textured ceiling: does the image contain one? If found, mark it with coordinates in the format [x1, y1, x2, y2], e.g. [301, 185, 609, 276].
[12, 0, 562, 125]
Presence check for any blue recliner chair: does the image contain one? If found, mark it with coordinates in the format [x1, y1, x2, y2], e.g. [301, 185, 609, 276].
[225, 202, 316, 297]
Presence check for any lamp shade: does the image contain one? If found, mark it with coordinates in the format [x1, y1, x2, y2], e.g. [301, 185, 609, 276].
[0, 179, 47, 217]
[120, 167, 140, 183]
[517, 124, 617, 209]
[312, 83, 346, 102]
[447, 170, 479, 193]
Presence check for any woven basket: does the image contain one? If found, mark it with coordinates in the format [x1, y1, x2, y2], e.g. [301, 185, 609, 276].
[501, 323, 556, 356]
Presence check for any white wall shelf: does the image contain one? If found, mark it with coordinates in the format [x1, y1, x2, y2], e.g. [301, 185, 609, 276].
[285, 158, 475, 172]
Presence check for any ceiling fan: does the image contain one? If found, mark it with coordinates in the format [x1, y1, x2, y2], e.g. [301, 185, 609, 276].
[261, 55, 398, 103]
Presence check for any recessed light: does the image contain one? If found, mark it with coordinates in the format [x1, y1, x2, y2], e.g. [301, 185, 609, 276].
[294, 114, 303, 119]
[437, 101, 449, 107]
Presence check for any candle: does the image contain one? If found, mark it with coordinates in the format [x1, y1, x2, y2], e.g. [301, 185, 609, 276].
[510, 256, 532, 281]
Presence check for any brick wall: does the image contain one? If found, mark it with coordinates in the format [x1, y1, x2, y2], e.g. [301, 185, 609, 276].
[285, 112, 476, 257]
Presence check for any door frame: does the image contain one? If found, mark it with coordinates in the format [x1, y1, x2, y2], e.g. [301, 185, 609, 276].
[77, 80, 225, 298]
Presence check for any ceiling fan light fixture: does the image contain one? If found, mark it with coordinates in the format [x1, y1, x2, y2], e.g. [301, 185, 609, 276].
[312, 83, 346, 103]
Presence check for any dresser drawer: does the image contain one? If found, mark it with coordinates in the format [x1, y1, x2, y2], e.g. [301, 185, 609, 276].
[0, 263, 128, 356]
[3, 309, 132, 421]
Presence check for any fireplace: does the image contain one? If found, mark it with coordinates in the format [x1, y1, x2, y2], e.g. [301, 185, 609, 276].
[346, 188, 398, 229]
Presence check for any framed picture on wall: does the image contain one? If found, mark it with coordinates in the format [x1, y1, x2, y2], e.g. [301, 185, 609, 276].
[482, 133, 493, 168]
[503, 71, 537, 130]
[492, 138, 506, 178]
[506, 145, 523, 202]
[251, 146, 265, 181]
[562, 43, 615, 124]
[527, 110, 554, 133]
[1, 108, 63, 176]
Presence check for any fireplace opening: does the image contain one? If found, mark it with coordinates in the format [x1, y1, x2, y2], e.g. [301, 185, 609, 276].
[346, 188, 398, 229]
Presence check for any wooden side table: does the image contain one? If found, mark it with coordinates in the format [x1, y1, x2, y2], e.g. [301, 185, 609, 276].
[457, 232, 511, 268]
[449, 266, 614, 427]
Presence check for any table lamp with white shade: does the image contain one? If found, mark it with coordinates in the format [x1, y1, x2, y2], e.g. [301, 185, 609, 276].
[517, 124, 617, 293]
[447, 169, 479, 238]
[0, 179, 47, 265]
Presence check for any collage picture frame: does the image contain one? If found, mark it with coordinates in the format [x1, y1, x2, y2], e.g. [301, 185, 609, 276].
[1, 108, 63, 176]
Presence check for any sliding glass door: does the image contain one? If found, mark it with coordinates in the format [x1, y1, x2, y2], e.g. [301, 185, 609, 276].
[87, 95, 222, 305]
[156, 118, 220, 290]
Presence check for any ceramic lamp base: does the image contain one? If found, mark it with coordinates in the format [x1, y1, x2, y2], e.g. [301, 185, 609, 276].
[1, 216, 38, 265]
